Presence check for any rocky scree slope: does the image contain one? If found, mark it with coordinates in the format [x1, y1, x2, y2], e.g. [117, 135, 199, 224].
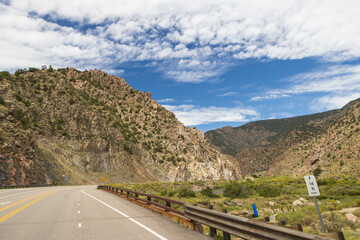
[205, 100, 358, 176]
[0, 67, 241, 185]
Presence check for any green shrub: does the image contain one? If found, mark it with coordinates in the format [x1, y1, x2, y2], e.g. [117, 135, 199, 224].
[10, 108, 30, 128]
[278, 207, 315, 226]
[0, 71, 10, 81]
[15, 69, 26, 77]
[223, 181, 250, 199]
[123, 143, 133, 154]
[323, 211, 352, 232]
[28, 67, 39, 72]
[200, 187, 219, 198]
[258, 185, 282, 197]
[313, 166, 322, 177]
[69, 98, 75, 105]
[13, 92, 23, 102]
[177, 188, 196, 198]
[0, 96, 6, 105]
[317, 178, 337, 186]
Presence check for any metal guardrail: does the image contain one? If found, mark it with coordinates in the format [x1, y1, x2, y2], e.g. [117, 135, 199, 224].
[98, 185, 334, 240]
[184, 204, 332, 240]
[0, 184, 55, 189]
[98, 185, 185, 216]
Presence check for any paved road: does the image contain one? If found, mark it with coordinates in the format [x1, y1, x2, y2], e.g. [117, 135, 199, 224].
[0, 186, 211, 240]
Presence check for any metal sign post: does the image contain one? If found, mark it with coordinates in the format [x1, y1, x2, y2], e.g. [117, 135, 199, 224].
[304, 175, 326, 233]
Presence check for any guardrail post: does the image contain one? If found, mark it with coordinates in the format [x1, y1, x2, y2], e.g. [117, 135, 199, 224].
[336, 231, 345, 240]
[193, 222, 204, 234]
[222, 209, 231, 240]
[297, 224, 303, 232]
[146, 196, 151, 205]
[208, 205, 217, 237]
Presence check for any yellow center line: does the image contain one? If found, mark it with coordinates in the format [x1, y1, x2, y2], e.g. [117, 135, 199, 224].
[0, 190, 54, 212]
[0, 189, 63, 223]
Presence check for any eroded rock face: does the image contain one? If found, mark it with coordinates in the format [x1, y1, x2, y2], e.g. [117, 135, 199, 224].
[0, 67, 242, 185]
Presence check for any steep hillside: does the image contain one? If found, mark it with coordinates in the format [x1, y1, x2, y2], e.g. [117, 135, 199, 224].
[0, 67, 241, 185]
[268, 98, 360, 178]
[205, 100, 358, 176]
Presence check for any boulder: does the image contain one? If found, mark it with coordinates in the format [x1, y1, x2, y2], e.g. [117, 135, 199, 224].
[345, 213, 358, 223]
[293, 200, 303, 206]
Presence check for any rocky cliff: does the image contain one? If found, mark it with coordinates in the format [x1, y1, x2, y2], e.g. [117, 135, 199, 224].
[0, 67, 241, 185]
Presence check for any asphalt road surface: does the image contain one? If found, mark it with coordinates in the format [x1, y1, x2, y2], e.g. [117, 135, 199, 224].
[0, 185, 211, 240]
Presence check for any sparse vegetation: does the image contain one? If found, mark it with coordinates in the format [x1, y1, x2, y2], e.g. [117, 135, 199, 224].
[113, 176, 360, 236]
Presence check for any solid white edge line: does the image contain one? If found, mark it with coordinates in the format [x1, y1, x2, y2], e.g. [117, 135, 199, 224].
[80, 190, 168, 240]
[0, 190, 35, 199]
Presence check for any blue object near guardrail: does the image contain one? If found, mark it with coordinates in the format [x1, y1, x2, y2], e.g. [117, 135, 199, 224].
[252, 204, 259, 217]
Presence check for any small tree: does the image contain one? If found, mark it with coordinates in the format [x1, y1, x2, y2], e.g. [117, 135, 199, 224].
[313, 166, 322, 177]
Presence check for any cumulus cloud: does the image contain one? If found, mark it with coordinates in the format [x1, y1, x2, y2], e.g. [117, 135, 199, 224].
[162, 104, 259, 125]
[1, 0, 360, 83]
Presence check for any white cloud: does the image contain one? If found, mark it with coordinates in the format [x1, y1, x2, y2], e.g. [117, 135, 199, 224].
[1, 1, 360, 82]
[217, 92, 237, 97]
[157, 98, 175, 103]
[251, 94, 291, 101]
[162, 104, 259, 126]
[251, 63, 360, 112]
[312, 93, 360, 111]
[252, 64, 360, 100]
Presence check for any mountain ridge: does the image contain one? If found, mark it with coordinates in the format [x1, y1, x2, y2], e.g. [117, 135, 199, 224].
[0, 67, 241, 185]
[205, 98, 360, 177]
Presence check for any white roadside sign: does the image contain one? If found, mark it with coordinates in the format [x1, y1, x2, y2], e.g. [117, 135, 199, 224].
[304, 175, 320, 196]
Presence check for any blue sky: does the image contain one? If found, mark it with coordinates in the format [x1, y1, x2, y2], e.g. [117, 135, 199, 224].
[1, 0, 360, 132]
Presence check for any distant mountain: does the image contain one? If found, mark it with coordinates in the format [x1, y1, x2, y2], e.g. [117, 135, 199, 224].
[0, 67, 241, 185]
[205, 99, 360, 177]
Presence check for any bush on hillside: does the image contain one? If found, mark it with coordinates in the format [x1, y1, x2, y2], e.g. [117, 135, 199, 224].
[200, 187, 219, 198]
[177, 188, 196, 198]
[313, 166, 322, 177]
[258, 185, 282, 197]
[223, 181, 250, 199]
[0, 71, 10, 81]
[0, 96, 6, 105]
